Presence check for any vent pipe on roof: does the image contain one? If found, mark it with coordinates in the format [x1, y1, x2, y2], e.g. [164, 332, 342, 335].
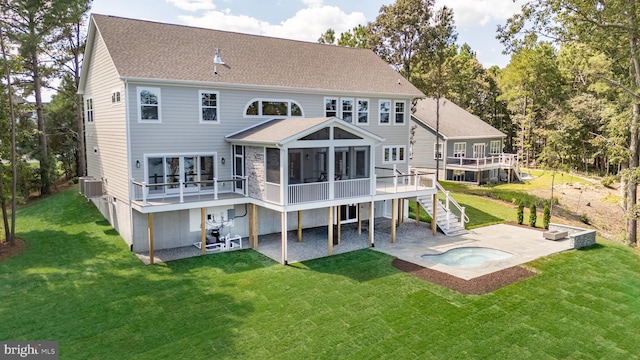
[214, 48, 224, 64]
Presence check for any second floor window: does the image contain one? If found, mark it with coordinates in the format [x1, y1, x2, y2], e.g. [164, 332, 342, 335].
[86, 98, 94, 123]
[138, 87, 161, 122]
[200, 91, 219, 123]
[341, 99, 354, 123]
[383, 145, 406, 164]
[357, 99, 369, 124]
[245, 99, 303, 117]
[453, 142, 466, 157]
[490, 140, 502, 154]
[325, 97, 338, 117]
[434, 143, 443, 160]
[394, 101, 405, 124]
[379, 100, 390, 124]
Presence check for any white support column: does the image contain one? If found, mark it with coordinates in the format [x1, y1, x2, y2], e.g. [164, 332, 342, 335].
[281, 211, 288, 265]
[214, 178, 218, 200]
[369, 201, 374, 247]
[142, 181, 148, 206]
[179, 179, 184, 203]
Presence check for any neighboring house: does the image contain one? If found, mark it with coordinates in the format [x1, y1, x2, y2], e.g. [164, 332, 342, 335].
[77, 14, 439, 264]
[411, 97, 519, 184]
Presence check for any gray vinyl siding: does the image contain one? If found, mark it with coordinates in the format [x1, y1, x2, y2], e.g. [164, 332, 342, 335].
[83, 32, 132, 243]
[446, 138, 503, 158]
[410, 119, 445, 170]
[127, 85, 414, 183]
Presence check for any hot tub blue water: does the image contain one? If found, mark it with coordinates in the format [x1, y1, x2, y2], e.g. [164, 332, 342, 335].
[421, 247, 512, 268]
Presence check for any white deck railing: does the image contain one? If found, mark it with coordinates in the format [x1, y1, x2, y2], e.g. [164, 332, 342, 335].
[131, 177, 247, 206]
[446, 153, 518, 170]
[334, 178, 370, 199]
[288, 181, 330, 204]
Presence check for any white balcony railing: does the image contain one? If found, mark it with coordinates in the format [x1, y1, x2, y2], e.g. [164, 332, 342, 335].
[446, 153, 518, 170]
[131, 177, 247, 206]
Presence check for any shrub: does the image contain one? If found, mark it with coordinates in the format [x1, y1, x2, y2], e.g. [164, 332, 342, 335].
[543, 205, 550, 229]
[601, 174, 617, 188]
[580, 213, 591, 225]
[529, 203, 537, 227]
[517, 202, 524, 225]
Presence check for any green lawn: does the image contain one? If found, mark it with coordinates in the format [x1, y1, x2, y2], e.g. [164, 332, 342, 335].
[2, 188, 640, 359]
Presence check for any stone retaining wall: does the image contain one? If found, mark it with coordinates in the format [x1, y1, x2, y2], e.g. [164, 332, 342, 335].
[549, 223, 596, 249]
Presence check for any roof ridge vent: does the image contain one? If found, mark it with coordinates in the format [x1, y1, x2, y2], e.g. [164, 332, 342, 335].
[214, 48, 225, 64]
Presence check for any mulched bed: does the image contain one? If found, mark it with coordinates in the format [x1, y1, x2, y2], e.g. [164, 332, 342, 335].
[392, 258, 536, 295]
[0, 238, 26, 262]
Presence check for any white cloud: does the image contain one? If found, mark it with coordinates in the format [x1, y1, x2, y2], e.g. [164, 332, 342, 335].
[436, 0, 521, 28]
[166, 0, 216, 12]
[301, 0, 324, 8]
[179, 4, 366, 42]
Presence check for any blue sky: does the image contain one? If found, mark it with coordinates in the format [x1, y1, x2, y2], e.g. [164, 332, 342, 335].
[90, 0, 521, 68]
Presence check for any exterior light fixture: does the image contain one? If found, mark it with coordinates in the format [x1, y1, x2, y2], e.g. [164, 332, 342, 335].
[221, 157, 226, 165]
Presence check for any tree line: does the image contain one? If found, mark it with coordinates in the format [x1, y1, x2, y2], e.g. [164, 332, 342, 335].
[319, 0, 639, 247]
[0, 0, 91, 250]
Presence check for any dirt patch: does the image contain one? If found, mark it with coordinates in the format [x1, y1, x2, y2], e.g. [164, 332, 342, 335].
[0, 238, 26, 262]
[392, 258, 536, 295]
[529, 179, 624, 241]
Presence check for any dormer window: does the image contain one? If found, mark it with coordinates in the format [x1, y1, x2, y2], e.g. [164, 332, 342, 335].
[244, 99, 304, 117]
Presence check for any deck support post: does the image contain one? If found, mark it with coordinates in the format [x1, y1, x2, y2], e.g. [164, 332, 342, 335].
[369, 201, 375, 247]
[297, 211, 303, 242]
[357, 203, 362, 235]
[281, 211, 288, 265]
[252, 204, 259, 249]
[415, 200, 420, 225]
[201, 208, 207, 255]
[337, 205, 341, 245]
[399, 199, 404, 225]
[328, 206, 333, 255]
[391, 199, 397, 243]
[147, 213, 154, 265]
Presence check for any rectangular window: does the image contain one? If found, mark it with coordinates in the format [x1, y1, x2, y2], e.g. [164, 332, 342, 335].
[473, 143, 486, 158]
[146, 154, 216, 195]
[453, 142, 466, 157]
[379, 100, 390, 124]
[434, 143, 443, 160]
[111, 91, 121, 104]
[138, 87, 161, 122]
[325, 97, 338, 117]
[394, 101, 405, 124]
[357, 99, 369, 124]
[382, 145, 406, 164]
[86, 98, 94, 123]
[199, 90, 219, 123]
[262, 101, 288, 116]
[490, 140, 501, 154]
[341, 98, 354, 123]
[266, 148, 280, 184]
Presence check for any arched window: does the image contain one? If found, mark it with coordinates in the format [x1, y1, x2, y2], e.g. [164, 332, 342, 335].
[244, 98, 304, 117]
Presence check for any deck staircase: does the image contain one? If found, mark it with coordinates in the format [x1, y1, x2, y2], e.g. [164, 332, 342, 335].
[417, 183, 469, 236]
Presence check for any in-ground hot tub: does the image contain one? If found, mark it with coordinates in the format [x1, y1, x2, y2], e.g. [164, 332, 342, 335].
[421, 247, 512, 268]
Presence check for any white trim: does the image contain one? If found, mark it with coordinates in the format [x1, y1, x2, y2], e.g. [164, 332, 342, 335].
[199, 90, 220, 124]
[137, 86, 161, 123]
[143, 153, 218, 195]
[393, 100, 405, 125]
[120, 76, 423, 99]
[356, 98, 369, 125]
[243, 98, 304, 118]
[378, 99, 391, 125]
[382, 145, 406, 164]
[473, 143, 486, 158]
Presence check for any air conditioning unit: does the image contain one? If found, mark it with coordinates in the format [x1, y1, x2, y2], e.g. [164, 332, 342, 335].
[78, 176, 95, 194]
[83, 179, 104, 198]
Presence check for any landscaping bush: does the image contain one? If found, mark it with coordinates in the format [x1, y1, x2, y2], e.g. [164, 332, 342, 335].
[580, 213, 591, 225]
[543, 205, 550, 229]
[601, 174, 617, 188]
[517, 202, 524, 225]
[529, 203, 537, 227]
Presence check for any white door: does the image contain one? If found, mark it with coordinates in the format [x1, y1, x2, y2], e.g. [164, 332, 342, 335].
[233, 146, 245, 194]
[338, 204, 358, 224]
[473, 143, 486, 158]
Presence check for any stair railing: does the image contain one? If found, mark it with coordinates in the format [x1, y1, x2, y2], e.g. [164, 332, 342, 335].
[435, 182, 469, 228]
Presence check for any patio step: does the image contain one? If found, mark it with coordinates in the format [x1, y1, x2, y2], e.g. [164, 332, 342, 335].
[417, 195, 468, 237]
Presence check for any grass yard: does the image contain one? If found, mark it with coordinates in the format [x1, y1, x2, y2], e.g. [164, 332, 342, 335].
[2, 188, 640, 359]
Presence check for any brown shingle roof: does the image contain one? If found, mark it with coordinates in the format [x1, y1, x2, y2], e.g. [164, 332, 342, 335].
[90, 14, 424, 97]
[412, 98, 505, 139]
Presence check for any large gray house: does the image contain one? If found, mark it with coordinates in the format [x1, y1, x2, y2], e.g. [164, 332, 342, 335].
[77, 14, 445, 264]
[410, 98, 519, 184]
